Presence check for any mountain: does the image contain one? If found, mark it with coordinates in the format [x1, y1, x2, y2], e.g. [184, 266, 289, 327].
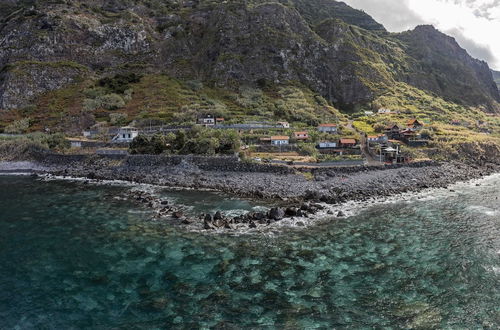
[0, 0, 499, 132]
[493, 70, 500, 90]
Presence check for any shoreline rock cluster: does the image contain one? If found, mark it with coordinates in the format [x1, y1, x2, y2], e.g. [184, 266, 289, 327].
[128, 188, 343, 231]
[1, 154, 499, 232]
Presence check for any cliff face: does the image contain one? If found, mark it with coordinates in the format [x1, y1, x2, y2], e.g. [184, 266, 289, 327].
[395, 25, 500, 110]
[493, 70, 500, 90]
[0, 0, 498, 113]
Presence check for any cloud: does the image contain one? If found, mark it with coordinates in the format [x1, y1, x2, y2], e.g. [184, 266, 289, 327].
[342, 0, 500, 70]
[444, 27, 496, 64]
[343, 0, 425, 31]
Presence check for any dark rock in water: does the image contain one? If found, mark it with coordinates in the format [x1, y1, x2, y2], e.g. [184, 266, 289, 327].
[214, 211, 223, 220]
[224, 221, 235, 230]
[296, 221, 305, 227]
[214, 219, 225, 228]
[337, 211, 346, 217]
[173, 211, 183, 219]
[87, 172, 96, 180]
[296, 209, 304, 217]
[249, 221, 257, 228]
[300, 203, 310, 211]
[204, 214, 213, 222]
[327, 210, 334, 215]
[305, 190, 320, 200]
[268, 207, 285, 221]
[204, 219, 216, 230]
[252, 212, 265, 221]
[285, 207, 298, 216]
[182, 218, 194, 225]
[160, 200, 169, 205]
[311, 203, 325, 210]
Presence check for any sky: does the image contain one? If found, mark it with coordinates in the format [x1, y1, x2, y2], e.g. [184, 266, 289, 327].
[342, 0, 500, 70]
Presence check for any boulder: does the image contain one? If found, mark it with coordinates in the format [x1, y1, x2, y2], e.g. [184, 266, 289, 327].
[252, 212, 265, 221]
[182, 218, 194, 225]
[337, 211, 346, 217]
[214, 211, 223, 220]
[268, 207, 285, 221]
[249, 221, 257, 228]
[173, 211, 183, 219]
[204, 219, 216, 230]
[285, 207, 297, 217]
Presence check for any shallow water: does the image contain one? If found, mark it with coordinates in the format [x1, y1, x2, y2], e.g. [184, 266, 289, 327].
[0, 175, 499, 328]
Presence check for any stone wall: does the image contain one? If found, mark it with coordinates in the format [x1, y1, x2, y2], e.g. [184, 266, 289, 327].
[305, 160, 439, 176]
[124, 155, 296, 174]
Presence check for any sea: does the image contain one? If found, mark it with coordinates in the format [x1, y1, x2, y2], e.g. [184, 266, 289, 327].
[0, 174, 499, 329]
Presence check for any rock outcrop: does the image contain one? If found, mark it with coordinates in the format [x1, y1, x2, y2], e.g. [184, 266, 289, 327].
[0, 0, 498, 112]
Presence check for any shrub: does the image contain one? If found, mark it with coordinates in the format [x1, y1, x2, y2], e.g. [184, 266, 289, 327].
[129, 127, 241, 155]
[130, 134, 169, 155]
[42, 133, 70, 150]
[297, 144, 318, 156]
[98, 73, 142, 94]
[109, 112, 128, 125]
[186, 80, 204, 91]
[5, 118, 30, 134]
[99, 93, 125, 110]
[83, 98, 101, 111]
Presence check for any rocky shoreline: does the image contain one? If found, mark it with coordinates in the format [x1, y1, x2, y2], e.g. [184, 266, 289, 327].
[1, 154, 499, 232]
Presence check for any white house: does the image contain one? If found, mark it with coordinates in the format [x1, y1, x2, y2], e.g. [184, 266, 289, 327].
[112, 127, 139, 143]
[198, 115, 216, 127]
[277, 121, 290, 129]
[317, 142, 337, 149]
[317, 124, 338, 133]
[364, 111, 374, 116]
[271, 136, 290, 145]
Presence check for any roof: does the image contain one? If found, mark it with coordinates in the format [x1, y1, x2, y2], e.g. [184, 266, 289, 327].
[319, 123, 337, 127]
[271, 136, 290, 140]
[367, 135, 378, 139]
[340, 138, 356, 144]
[407, 119, 422, 125]
[216, 117, 225, 121]
[294, 131, 308, 135]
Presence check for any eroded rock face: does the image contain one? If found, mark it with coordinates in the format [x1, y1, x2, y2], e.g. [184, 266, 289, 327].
[0, 0, 498, 111]
[0, 62, 87, 109]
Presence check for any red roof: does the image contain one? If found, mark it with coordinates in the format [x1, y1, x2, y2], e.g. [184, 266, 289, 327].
[340, 138, 356, 144]
[319, 124, 337, 127]
[271, 136, 290, 140]
[294, 131, 308, 135]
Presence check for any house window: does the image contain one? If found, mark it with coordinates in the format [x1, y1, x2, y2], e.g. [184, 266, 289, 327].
[128, 134, 131, 138]
[122, 134, 126, 138]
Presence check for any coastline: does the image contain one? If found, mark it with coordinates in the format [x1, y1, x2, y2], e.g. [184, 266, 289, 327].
[1, 153, 498, 233]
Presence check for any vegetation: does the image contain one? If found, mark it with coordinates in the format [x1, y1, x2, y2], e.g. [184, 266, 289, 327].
[130, 127, 241, 155]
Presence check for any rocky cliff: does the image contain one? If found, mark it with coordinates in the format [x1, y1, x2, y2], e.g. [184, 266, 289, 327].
[0, 0, 498, 117]
[493, 70, 500, 90]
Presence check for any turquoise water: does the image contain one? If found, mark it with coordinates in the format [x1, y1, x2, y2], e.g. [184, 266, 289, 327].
[0, 175, 499, 329]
